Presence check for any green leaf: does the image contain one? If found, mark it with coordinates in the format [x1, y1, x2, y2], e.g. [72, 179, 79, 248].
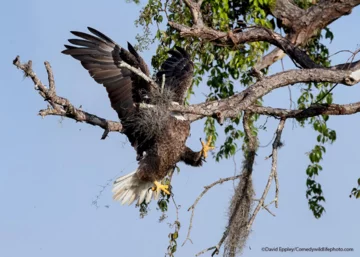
[356, 191, 360, 199]
[171, 232, 178, 240]
[175, 166, 181, 174]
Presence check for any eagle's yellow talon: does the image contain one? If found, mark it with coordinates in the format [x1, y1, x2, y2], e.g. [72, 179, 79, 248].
[200, 135, 215, 159]
[152, 181, 171, 195]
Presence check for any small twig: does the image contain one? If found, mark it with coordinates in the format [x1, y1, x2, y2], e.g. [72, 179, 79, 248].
[165, 195, 181, 257]
[274, 172, 279, 208]
[314, 83, 338, 104]
[163, 0, 170, 21]
[232, 152, 239, 190]
[181, 175, 241, 247]
[253, 198, 277, 216]
[101, 128, 110, 140]
[161, 73, 166, 93]
[195, 228, 229, 257]
[260, 133, 276, 149]
[329, 49, 355, 58]
[117, 61, 158, 90]
[197, 113, 258, 256]
[248, 119, 286, 230]
[212, 230, 229, 256]
[280, 57, 294, 110]
[263, 205, 276, 216]
[263, 198, 277, 209]
[316, 47, 360, 104]
[195, 246, 217, 257]
[91, 179, 113, 209]
[313, 49, 359, 105]
[171, 195, 180, 225]
[44, 61, 56, 96]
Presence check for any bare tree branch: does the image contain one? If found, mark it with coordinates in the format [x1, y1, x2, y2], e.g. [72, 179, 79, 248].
[196, 113, 258, 257]
[293, 0, 360, 44]
[247, 119, 286, 230]
[117, 61, 158, 90]
[169, 65, 360, 121]
[169, 21, 320, 69]
[197, 118, 284, 256]
[248, 102, 360, 119]
[13, 56, 123, 139]
[183, 0, 203, 26]
[171, 0, 360, 71]
[271, 0, 305, 28]
[223, 112, 257, 257]
[182, 175, 241, 247]
[257, 0, 360, 70]
[14, 55, 360, 135]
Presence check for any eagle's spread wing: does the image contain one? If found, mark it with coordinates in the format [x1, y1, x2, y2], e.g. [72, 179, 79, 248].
[62, 28, 194, 157]
[62, 27, 150, 121]
[61, 28, 214, 205]
[156, 47, 194, 105]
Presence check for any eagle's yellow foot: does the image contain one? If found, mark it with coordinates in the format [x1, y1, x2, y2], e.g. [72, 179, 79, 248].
[152, 181, 171, 195]
[200, 135, 215, 159]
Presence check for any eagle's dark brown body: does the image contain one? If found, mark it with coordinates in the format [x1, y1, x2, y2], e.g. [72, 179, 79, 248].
[62, 27, 206, 205]
[137, 118, 191, 181]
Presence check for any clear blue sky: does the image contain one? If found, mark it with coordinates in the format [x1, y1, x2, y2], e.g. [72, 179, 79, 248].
[1, 1, 359, 256]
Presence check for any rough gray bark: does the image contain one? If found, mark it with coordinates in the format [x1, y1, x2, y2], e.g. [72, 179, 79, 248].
[169, 66, 360, 121]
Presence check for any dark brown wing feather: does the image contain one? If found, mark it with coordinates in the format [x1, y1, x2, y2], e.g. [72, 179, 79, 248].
[156, 46, 194, 104]
[62, 27, 150, 120]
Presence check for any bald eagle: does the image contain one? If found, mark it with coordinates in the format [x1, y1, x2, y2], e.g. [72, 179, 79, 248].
[62, 27, 214, 205]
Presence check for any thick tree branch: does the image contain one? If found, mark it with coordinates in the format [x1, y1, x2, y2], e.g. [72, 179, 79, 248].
[13, 56, 123, 139]
[183, 0, 203, 26]
[168, 1, 316, 69]
[169, 65, 360, 121]
[169, 21, 320, 69]
[271, 0, 305, 29]
[171, 0, 360, 71]
[249, 102, 360, 119]
[257, 0, 360, 70]
[293, 0, 360, 44]
[15, 55, 360, 133]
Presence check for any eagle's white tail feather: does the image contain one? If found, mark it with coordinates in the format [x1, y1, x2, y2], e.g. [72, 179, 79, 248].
[138, 189, 147, 205]
[112, 170, 160, 205]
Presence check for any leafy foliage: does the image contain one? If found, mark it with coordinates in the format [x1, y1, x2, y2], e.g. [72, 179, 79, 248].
[128, 0, 341, 221]
[166, 220, 181, 257]
[296, 27, 336, 217]
[349, 178, 360, 199]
